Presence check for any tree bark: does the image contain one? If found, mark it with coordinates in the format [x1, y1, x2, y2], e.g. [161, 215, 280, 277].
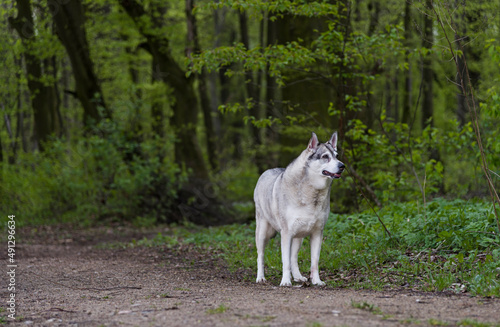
[119, 0, 208, 179]
[51, 0, 111, 126]
[9, 0, 63, 151]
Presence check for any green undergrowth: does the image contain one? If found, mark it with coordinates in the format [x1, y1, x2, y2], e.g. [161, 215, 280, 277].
[140, 198, 500, 297]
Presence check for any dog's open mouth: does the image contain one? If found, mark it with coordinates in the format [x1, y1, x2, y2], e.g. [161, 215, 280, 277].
[322, 170, 342, 179]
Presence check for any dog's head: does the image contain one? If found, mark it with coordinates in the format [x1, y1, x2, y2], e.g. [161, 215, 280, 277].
[306, 132, 345, 180]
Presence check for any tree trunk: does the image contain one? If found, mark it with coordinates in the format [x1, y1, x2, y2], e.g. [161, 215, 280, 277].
[209, 6, 225, 141]
[365, 0, 380, 129]
[119, 0, 208, 179]
[151, 58, 165, 141]
[239, 12, 261, 145]
[264, 14, 279, 168]
[186, 0, 218, 171]
[9, 0, 63, 151]
[0, 127, 3, 163]
[240, 11, 267, 171]
[421, 0, 434, 130]
[393, 74, 399, 123]
[51, 0, 111, 126]
[124, 37, 143, 140]
[422, 0, 440, 166]
[2, 105, 16, 164]
[455, 0, 468, 127]
[401, 0, 412, 125]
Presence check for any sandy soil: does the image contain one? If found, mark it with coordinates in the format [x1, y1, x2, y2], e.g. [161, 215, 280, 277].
[2, 225, 500, 326]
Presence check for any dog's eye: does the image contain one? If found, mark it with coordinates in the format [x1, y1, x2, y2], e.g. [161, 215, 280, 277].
[322, 154, 329, 160]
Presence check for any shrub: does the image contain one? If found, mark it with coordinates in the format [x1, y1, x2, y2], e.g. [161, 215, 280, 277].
[0, 121, 183, 226]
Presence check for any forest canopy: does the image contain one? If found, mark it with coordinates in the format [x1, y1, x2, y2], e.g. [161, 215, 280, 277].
[1, 0, 500, 226]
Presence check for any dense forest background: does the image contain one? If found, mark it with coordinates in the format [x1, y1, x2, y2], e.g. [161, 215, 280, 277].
[1, 0, 500, 226]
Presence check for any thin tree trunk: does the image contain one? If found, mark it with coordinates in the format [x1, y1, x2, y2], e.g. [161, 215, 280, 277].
[2, 104, 16, 164]
[365, 0, 380, 129]
[385, 79, 392, 120]
[240, 11, 267, 171]
[14, 55, 26, 157]
[265, 14, 277, 145]
[124, 37, 143, 130]
[394, 74, 399, 123]
[421, 0, 434, 130]
[455, 0, 467, 127]
[0, 127, 3, 163]
[46, 55, 64, 135]
[60, 57, 72, 137]
[151, 58, 165, 141]
[239, 12, 261, 145]
[401, 0, 412, 125]
[209, 6, 225, 141]
[422, 0, 440, 166]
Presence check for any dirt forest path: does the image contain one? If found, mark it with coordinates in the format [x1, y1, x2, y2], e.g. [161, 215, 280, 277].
[3, 226, 500, 326]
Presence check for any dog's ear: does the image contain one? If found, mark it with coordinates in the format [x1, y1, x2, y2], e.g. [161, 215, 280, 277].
[308, 132, 319, 151]
[327, 131, 338, 150]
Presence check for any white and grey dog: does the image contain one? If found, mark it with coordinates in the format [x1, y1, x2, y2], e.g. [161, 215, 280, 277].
[254, 131, 345, 286]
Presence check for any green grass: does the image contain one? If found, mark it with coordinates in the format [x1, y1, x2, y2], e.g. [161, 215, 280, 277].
[457, 319, 500, 327]
[428, 318, 450, 326]
[144, 198, 500, 297]
[206, 304, 229, 314]
[306, 322, 323, 327]
[351, 300, 383, 315]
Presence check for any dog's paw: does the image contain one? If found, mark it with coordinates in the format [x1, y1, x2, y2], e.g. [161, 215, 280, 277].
[293, 276, 308, 283]
[311, 279, 326, 286]
[279, 279, 292, 287]
[256, 277, 267, 283]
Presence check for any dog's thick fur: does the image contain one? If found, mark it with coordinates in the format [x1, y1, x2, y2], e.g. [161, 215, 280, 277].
[254, 132, 344, 286]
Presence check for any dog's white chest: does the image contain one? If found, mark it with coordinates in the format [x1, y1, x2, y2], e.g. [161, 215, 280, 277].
[285, 205, 327, 237]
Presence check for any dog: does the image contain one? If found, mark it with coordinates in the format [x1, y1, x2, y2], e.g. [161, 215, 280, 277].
[254, 131, 345, 286]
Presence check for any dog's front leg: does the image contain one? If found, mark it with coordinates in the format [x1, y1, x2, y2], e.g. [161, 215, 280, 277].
[291, 238, 307, 282]
[310, 231, 326, 286]
[280, 232, 293, 286]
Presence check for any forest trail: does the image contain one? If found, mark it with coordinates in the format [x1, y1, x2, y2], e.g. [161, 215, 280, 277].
[5, 226, 500, 326]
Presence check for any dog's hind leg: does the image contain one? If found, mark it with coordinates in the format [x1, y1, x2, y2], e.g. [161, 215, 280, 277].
[291, 238, 307, 282]
[255, 218, 275, 283]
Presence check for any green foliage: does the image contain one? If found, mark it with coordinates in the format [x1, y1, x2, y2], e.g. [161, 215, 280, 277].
[1, 0, 500, 262]
[187, 0, 500, 210]
[339, 116, 480, 203]
[0, 120, 183, 226]
[149, 199, 500, 297]
[190, 1, 403, 87]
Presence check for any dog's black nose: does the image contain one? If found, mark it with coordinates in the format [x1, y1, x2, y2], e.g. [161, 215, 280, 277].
[338, 162, 345, 170]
